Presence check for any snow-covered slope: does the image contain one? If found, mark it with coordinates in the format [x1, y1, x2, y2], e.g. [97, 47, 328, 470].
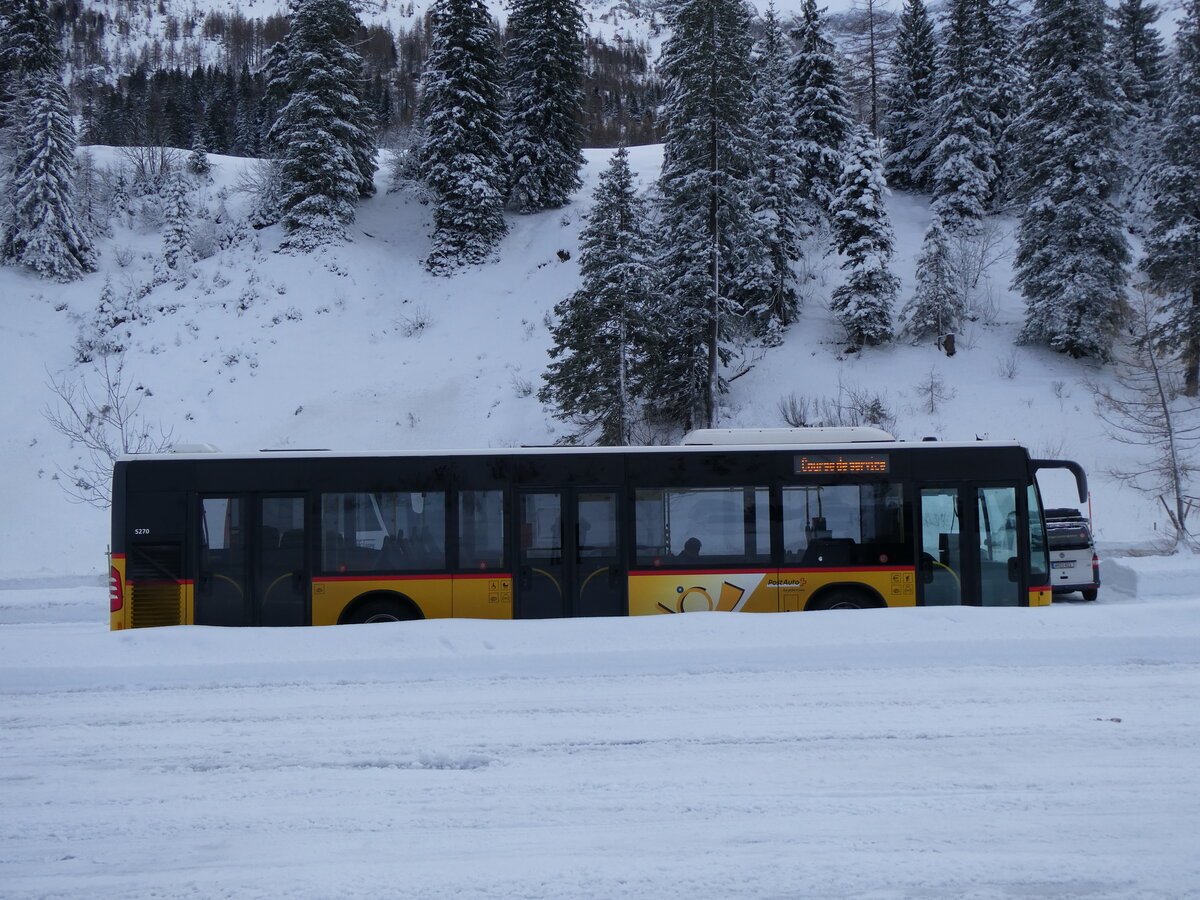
[0, 145, 1173, 579]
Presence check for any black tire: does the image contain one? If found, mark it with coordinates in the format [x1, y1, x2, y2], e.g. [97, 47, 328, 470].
[1081, 588, 1098, 602]
[807, 590, 878, 611]
[343, 597, 419, 624]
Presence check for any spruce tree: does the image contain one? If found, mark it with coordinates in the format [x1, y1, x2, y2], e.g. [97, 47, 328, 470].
[540, 147, 655, 445]
[1, 1, 96, 284]
[1110, 0, 1166, 108]
[882, 0, 937, 191]
[418, 0, 507, 272]
[790, 0, 854, 223]
[1013, 0, 1129, 359]
[651, 0, 759, 429]
[926, 0, 998, 234]
[1142, 0, 1200, 394]
[901, 213, 961, 340]
[504, 0, 586, 213]
[748, 4, 806, 333]
[977, 0, 1025, 207]
[829, 126, 898, 347]
[267, 0, 376, 251]
[162, 171, 192, 271]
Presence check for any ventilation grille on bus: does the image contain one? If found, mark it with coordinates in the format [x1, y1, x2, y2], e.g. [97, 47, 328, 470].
[129, 544, 183, 628]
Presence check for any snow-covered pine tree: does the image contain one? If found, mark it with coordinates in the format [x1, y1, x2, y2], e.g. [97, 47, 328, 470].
[1109, 0, 1167, 216]
[504, 0, 585, 213]
[748, 3, 806, 334]
[882, 0, 937, 191]
[1, 63, 97, 281]
[901, 213, 962, 340]
[651, 0, 759, 429]
[187, 136, 211, 178]
[926, 0, 998, 234]
[829, 125, 898, 347]
[266, 0, 376, 251]
[790, 0, 854, 226]
[977, 0, 1025, 207]
[540, 146, 655, 445]
[0, 0, 59, 129]
[1110, 0, 1166, 108]
[1013, 0, 1129, 359]
[162, 170, 192, 271]
[418, 0, 507, 272]
[1142, 0, 1200, 395]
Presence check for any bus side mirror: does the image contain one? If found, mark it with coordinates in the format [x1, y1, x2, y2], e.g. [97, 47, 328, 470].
[1007, 556, 1020, 582]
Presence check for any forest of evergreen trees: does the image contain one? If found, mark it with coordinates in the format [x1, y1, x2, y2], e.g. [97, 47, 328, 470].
[2, 0, 1199, 445]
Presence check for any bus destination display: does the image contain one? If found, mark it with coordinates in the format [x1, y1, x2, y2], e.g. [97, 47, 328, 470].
[795, 453, 890, 475]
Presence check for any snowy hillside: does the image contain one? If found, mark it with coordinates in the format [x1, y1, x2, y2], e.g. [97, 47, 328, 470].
[0, 144, 1172, 580]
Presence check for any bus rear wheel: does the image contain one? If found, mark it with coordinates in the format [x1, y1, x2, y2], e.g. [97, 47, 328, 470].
[807, 590, 879, 611]
[344, 598, 420, 624]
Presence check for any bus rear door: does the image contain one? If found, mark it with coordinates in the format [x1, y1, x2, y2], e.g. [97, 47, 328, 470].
[917, 485, 1024, 607]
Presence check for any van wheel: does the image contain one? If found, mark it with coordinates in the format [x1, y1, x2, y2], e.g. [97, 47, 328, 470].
[345, 599, 418, 624]
[1081, 588, 1098, 602]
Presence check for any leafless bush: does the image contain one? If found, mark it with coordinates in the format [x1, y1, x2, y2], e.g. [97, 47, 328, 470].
[117, 146, 182, 195]
[395, 305, 432, 337]
[914, 367, 956, 414]
[777, 382, 897, 435]
[234, 157, 284, 227]
[43, 355, 175, 507]
[996, 350, 1018, 380]
[778, 392, 816, 427]
[949, 221, 1010, 323]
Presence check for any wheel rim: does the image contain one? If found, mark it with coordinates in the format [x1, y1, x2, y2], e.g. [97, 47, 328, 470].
[827, 599, 863, 610]
[364, 612, 402, 623]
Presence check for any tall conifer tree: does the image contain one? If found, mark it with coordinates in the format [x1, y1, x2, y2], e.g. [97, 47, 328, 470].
[882, 0, 937, 191]
[748, 4, 806, 334]
[927, 0, 997, 234]
[540, 147, 655, 445]
[790, 0, 854, 223]
[504, 0, 585, 213]
[267, 0, 376, 251]
[651, 0, 758, 429]
[1013, 0, 1129, 359]
[829, 126, 898, 347]
[1142, 0, 1200, 394]
[0, 0, 96, 281]
[419, 0, 507, 272]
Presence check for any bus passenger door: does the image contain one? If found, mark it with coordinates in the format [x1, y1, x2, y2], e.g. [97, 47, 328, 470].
[918, 485, 1023, 607]
[918, 488, 964, 606]
[516, 491, 566, 618]
[196, 494, 309, 626]
[197, 496, 248, 625]
[975, 486, 1022, 607]
[515, 488, 626, 619]
[256, 495, 308, 626]
[574, 490, 624, 617]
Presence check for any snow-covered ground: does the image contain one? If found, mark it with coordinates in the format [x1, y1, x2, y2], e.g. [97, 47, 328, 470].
[2, 567, 1198, 899]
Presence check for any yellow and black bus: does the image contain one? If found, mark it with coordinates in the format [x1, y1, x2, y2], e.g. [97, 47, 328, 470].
[108, 427, 1088, 629]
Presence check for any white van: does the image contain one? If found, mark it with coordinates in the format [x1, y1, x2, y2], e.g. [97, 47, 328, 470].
[1045, 508, 1099, 601]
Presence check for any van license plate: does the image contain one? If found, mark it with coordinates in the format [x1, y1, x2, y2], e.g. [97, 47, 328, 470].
[1052, 561, 1076, 569]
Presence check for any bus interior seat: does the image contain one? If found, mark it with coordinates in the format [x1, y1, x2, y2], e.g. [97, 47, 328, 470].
[801, 538, 856, 566]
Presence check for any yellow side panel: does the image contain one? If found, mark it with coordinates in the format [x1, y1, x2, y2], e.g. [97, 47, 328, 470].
[628, 571, 779, 616]
[183, 582, 195, 624]
[776, 568, 917, 609]
[110, 554, 127, 631]
[1029, 587, 1052, 607]
[452, 574, 514, 619]
[311, 576, 454, 625]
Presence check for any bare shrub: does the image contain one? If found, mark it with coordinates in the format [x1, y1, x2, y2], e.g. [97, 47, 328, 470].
[43, 355, 175, 507]
[117, 146, 182, 195]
